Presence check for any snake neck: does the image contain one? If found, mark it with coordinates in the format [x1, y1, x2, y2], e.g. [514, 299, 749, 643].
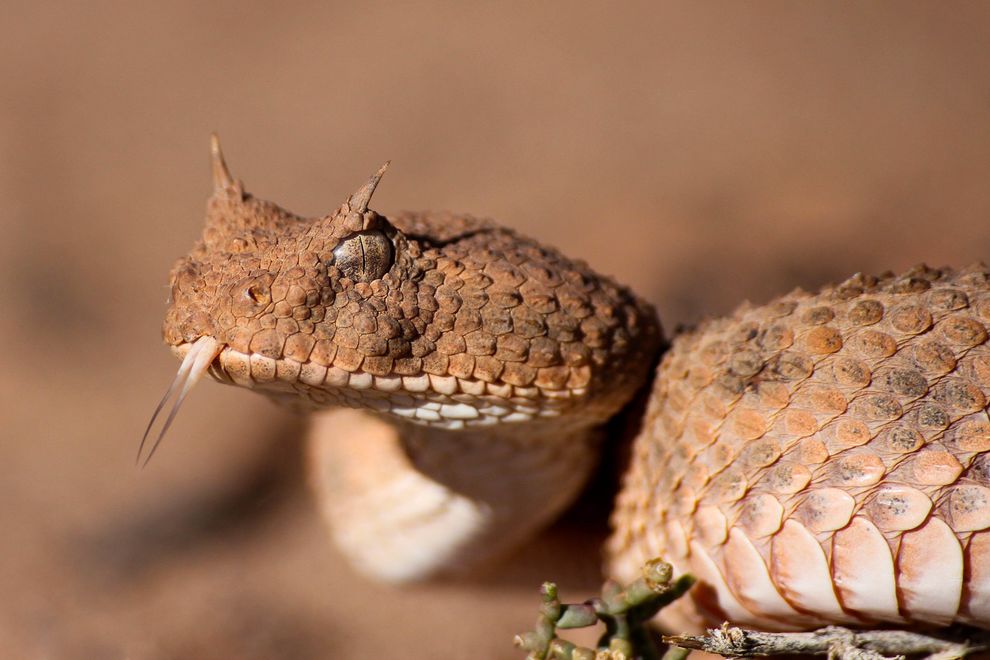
[308, 409, 603, 582]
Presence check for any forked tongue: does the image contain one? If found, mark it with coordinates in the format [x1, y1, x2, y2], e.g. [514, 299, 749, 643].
[138, 336, 221, 467]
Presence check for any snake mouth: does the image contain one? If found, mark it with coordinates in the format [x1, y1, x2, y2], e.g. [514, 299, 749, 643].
[140, 334, 606, 464]
[138, 336, 224, 467]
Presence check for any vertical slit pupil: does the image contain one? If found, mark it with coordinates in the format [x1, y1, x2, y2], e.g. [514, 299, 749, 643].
[359, 235, 369, 279]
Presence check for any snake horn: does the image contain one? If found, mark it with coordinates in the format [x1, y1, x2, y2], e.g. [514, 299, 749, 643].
[348, 161, 390, 213]
[210, 133, 236, 193]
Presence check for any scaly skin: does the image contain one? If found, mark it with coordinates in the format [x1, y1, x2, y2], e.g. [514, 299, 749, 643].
[608, 265, 990, 631]
[155, 137, 661, 580]
[154, 138, 990, 630]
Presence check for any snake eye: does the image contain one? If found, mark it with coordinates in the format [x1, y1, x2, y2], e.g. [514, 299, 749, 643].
[330, 230, 394, 282]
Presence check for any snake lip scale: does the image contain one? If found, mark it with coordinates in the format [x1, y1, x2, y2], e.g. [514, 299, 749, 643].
[172, 339, 597, 423]
[147, 136, 990, 632]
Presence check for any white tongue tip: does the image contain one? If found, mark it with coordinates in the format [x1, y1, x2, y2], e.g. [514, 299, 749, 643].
[138, 336, 221, 467]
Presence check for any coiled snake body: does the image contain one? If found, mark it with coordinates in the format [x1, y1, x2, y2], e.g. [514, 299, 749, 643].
[147, 137, 990, 632]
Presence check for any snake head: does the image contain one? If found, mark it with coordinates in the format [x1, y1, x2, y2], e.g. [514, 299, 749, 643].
[145, 135, 662, 464]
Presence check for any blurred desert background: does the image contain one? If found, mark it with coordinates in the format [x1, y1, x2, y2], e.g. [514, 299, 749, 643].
[3, 2, 990, 658]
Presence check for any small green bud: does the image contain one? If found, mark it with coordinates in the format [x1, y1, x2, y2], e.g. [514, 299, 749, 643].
[643, 558, 673, 592]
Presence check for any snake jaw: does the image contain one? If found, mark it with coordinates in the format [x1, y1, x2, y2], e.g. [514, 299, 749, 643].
[138, 336, 223, 467]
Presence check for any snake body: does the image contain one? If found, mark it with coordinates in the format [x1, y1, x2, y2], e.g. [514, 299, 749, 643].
[151, 137, 989, 631]
[608, 265, 990, 631]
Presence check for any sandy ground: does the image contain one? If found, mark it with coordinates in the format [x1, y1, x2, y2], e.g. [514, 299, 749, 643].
[3, 2, 990, 658]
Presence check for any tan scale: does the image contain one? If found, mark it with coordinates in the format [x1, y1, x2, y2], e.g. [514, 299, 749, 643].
[149, 137, 990, 633]
[608, 264, 990, 630]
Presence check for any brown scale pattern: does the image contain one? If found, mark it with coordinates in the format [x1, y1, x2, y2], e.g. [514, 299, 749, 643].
[163, 173, 660, 428]
[607, 264, 990, 632]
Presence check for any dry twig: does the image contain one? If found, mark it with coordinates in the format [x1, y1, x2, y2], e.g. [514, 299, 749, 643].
[664, 623, 990, 660]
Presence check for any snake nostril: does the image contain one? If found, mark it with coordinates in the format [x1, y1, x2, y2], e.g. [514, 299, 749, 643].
[247, 283, 269, 304]
[230, 276, 274, 317]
